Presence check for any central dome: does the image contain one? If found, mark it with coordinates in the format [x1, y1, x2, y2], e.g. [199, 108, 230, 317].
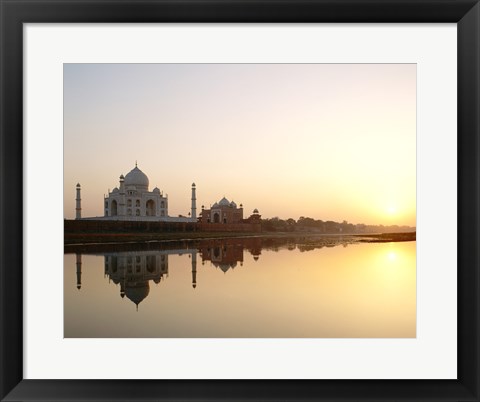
[125, 283, 150, 307]
[124, 165, 149, 189]
[218, 197, 230, 206]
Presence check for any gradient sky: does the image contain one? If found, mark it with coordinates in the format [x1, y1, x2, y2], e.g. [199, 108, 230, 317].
[64, 64, 416, 226]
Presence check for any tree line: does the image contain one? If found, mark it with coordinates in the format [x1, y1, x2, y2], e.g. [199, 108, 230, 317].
[261, 216, 415, 234]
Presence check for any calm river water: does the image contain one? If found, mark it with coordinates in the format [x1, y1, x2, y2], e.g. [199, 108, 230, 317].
[64, 237, 416, 338]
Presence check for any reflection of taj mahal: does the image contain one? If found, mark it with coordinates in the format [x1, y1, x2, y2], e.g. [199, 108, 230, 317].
[74, 250, 199, 310]
[104, 250, 200, 310]
[72, 240, 262, 309]
[104, 251, 170, 309]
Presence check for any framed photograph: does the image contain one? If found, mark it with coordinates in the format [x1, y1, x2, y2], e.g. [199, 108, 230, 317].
[1, 0, 479, 401]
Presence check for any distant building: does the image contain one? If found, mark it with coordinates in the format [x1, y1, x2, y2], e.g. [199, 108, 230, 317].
[200, 197, 244, 224]
[244, 208, 262, 223]
[199, 197, 262, 227]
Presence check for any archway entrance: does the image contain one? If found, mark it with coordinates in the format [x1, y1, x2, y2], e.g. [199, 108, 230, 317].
[146, 199, 155, 216]
[213, 212, 220, 223]
[111, 200, 118, 216]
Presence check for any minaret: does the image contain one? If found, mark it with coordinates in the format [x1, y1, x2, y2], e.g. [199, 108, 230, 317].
[191, 250, 197, 289]
[119, 174, 125, 193]
[119, 175, 125, 216]
[76, 253, 82, 290]
[191, 183, 197, 220]
[75, 183, 82, 220]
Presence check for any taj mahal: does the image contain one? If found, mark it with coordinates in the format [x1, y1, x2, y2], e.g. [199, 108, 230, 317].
[75, 163, 197, 223]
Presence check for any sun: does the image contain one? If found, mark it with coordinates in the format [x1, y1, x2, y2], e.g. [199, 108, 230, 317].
[386, 206, 397, 215]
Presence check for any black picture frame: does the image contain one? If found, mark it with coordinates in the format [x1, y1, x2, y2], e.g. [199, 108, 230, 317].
[1, 1, 479, 401]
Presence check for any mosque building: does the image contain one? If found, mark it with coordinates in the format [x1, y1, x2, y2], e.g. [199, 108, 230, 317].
[199, 197, 262, 225]
[75, 163, 197, 222]
[200, 197, 243, 224]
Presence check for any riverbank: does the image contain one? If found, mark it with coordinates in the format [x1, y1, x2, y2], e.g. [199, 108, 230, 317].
[65, 231, 262, 245]
[64, 230, 415, 246]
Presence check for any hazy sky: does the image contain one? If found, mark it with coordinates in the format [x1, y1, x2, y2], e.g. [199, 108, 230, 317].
[64, 64, 416, 226]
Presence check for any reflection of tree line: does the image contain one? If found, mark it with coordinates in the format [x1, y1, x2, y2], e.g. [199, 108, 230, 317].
[72, 236, 350, 309]
[66, 235, 351, 255]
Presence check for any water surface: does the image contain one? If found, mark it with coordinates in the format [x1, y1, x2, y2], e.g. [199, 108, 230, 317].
[64, 237, 416, 338]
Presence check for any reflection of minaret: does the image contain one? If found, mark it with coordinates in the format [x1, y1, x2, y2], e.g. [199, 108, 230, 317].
[120, 274, 126, 299]
[192, 251, 197, 289]
[75, 183, 81, 219]
[76, 253, 82, 290]
[191, 183, 197, 220]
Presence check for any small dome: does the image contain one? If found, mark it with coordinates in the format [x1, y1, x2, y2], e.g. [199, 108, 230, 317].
[212, 202, 219, 208]
[153, 187, 160, 193]
[218, 197, 230, 206]
[76, 183, 81, 188]
[216, 262, 232, 273]
[253, 208, 259, 214]
[192, 182, 196, 187]
[119, 174, 124, 180]
[230, 201, 237, 208]
[112, 187, 119, 193]
[124, 166, 149, 189]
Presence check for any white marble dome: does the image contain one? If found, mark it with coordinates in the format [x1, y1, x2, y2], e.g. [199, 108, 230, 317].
[124, 166, 149, 188]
